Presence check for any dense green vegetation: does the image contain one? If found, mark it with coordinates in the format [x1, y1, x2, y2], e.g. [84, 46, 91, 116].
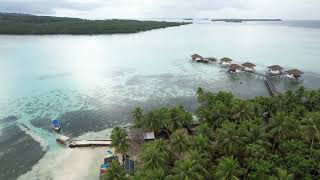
[108, 86, 320, 179]
[0, 13, 190, 35]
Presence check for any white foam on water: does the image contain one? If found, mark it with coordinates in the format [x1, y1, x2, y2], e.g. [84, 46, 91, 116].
[18, 128, 115, 180]
[17, 123, 49, 151]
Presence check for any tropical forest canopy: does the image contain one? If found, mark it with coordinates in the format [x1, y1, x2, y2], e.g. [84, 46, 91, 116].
[108, 86, 320, 180]
[0, 13, 190, 35]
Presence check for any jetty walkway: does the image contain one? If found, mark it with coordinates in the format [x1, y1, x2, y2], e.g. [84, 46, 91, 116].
[242, 69, 279, 96]
[69, 139, 111, 148]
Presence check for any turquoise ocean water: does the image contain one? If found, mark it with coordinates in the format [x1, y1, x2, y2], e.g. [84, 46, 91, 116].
[1, 20, 320, 180]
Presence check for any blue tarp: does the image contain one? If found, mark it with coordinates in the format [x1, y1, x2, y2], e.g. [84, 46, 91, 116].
[101, 164, 110, 169]
[52, 119, 60, 126]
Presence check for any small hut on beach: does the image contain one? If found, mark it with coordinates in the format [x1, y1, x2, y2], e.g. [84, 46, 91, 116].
[285, 69, 304, 79]
[241, 62, 256, 72]
[220, 57, 233, 66]
[191, 54, 203, 62]
[228, 64, 243, 73]
[267, 65, 283, 75]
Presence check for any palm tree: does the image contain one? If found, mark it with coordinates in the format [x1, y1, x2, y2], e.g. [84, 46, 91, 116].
[271, 168, 294, 180]
[216, 122, 244, 155]
[101, 160, 126, 180]
[170, 129, 190, 158]
[111, 127, 129, 162]
[196, 87, 204, 96]
[171, 159, 205, 180]
[144, 110, 165, 133]
[214, 156, 242, 180]
[132, 107, 144, 127]
[139, 139, 170, 170]
[133, 168, 166, 180]
[196, 123, 214, 139]
[240, 121, 271, 147]
[231, 100, 255, 123]
[267, 112, 295, 152]
[166, 107, 184, 133]
[301, 112, 320, 150]
[193, 134, 210, 153]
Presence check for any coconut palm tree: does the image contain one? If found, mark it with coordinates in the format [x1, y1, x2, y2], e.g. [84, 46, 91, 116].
[144, 110, 165, 133]
[196, 123, 214, 139]
[196, 87, 204, 96]
[133, 168, 166, 180]
[216, 122, 244, 155]
[271, 168, 294, 180]
[132, 107, 144, 127]
[111, 127, 129, 162]
[214, 156, 242, 180]
[301, 112, 320, 150]
[170, 129, 190, 158]
[166, 107, 184, 133]
[171, 159, 205, 180]
[240, 121, 271, 147]
[101, 160, 126, 180]
[139, 139, 170, 170]
[232, 100, 255, 123]
[268, 112, 295, 152]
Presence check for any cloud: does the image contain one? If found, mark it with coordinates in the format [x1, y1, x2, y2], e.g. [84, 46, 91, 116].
[0, 0, 319, 19]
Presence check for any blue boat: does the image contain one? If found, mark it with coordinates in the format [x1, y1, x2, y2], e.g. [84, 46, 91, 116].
[51, 119, 61, 131]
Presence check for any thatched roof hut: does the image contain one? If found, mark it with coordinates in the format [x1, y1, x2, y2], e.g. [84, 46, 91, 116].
[285, 69, 304, 78]
[220, 57, 233, 62]
[242, 62, 256, 68]
[267, 65, 283, 71]
[228, 64, 243, 72]
[191, 54, 203, 61]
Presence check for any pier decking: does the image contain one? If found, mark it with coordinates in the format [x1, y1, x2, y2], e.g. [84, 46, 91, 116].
[242, 69, 279, 96]
[69, 139, 111, 148]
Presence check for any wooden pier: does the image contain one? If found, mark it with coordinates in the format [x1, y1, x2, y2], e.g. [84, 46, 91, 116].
[241, 69, 279, 96]
[69, 139, 111, 148]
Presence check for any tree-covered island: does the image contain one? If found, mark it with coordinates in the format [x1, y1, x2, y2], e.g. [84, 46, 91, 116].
[106, 86, 320, 180]
[0, 13, 191, 35]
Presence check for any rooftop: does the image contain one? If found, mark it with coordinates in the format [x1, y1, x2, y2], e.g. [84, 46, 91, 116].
[286, 69, 304, 75]
[242, 62, 256, 68]
[229, 64, 243, 71]
[220, 57, 233, 62]
[267, 65, 284, 71]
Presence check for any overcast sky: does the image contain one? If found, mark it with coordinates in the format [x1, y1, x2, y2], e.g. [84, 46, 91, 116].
[0, 0, 319, 20]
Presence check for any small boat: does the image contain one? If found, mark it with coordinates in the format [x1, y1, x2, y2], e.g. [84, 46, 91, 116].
[51, 119, 61, 131]
[56, 135, 70, 145]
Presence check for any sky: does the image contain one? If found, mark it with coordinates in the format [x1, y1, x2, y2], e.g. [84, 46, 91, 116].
[0, 0, 319, 20]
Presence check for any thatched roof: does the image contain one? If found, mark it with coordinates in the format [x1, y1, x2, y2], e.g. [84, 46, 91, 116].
[229, 64, 243, 71]
[286, 69, 304, 76]
[191, 54, 202, 58]
[220, 57, 233, 62]
[242, 62, 256, 68]
[267, 65, 283, 71]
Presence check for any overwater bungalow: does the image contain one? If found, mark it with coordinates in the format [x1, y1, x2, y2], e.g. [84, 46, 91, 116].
[242, 62, 256, 72]
[191, 54, 203, 62]
[220, 57, 233, 66]
[206, 57, 217, 63]
[285, 69, 304, 80]
[267, 65, 283, 75]
[228, 64, 243, 73]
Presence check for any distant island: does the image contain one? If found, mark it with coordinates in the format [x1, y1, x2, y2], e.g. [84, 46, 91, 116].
[0, 13, 191, 35]
[212, 19, 282, 23]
